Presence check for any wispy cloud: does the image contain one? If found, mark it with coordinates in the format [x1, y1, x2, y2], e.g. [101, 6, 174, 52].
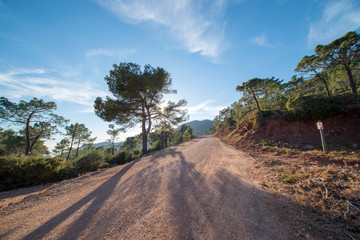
[308, 0, 360, 44]
[252, 34, 274, 48]
[95, 0, 227, 59]
[188, 99, 227, 119]
[85, 48, 136, 59]
[0, 68, 107, 106]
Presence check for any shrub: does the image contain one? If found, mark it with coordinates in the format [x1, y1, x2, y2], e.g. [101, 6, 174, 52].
[21, 157, 66, 185]
[109, 151, 127, 165]
[283, 94, 358, 121]
[132, 149, 142, 159]
[57, 161, 78, 180]
[150, 140, 162, 152]
[104, 153, 114, 163]
[75, 151, 107, 173]
[0, 156, 76, 191]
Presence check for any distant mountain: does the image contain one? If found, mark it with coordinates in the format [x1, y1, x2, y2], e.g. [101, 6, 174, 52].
[80, 142, 122, 150]
[94, 142, 122, 149]
[185, 120, 213, 136]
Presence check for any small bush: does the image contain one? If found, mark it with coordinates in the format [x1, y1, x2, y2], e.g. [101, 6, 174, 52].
[276, 169, 300, 184]
[104, 153, 114, 163]
[132, 149, 142, 159]
[150, 140, 162, 152]
[109, 151, 127, 165]
[75, 151, 107, 173]
[57, 161, 78, 180]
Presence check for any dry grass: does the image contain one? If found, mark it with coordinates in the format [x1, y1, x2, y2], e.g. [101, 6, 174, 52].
[218, 134, 360, 238]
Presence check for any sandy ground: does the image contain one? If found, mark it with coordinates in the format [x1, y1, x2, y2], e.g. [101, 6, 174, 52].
[0, 136, 296, 240]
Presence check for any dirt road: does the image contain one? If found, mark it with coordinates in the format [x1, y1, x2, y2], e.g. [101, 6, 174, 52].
[0, 136, 293, 239]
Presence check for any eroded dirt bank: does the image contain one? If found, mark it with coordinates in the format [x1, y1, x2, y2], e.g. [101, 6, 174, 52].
[1, 137, 325, 239]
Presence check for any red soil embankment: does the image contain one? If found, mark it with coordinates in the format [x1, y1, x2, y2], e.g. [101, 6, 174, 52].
[218, 106, 360, 149]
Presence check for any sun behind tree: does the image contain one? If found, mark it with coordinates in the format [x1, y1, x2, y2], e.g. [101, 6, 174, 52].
[94, 62, 188, 155]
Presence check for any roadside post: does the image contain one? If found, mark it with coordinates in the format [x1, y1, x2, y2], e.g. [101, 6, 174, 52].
[316, 121, 327, 153]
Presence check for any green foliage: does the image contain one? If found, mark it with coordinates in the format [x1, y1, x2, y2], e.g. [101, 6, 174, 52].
[295, 55, 331, 98]
[0, 97, 68, 155]
[0, 146, 143, 191]
[94, 62, 188, 154]
[0, 128, 24, 156]
[205, 124, 216, 135]
[285, 95, 356, 121]
[315, 31, 360, 95]
[173, 124, 194, 144]
[147, 124, 195, 152]
[150, 139, 163, 151]
[120, 136, 140, 152]
[109, 151, 127, 165]
[132, 149, 142, 158]
[214, 105, 237, 131]
[107, 124, 122, 155]
[182, 129, 192, 142]
[236, 77, 283, 120]
[65, 123, 96, 160]
[0, 156, 77, 191]
[53, 138, 70, 157]
[275, 169, 300, 184]
[75, 151, 108, 173]
[0, 128, 49, 156]
[213, 31, 360, 134]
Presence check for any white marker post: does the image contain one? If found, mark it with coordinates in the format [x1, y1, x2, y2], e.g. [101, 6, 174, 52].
[316, 121, 326, 153]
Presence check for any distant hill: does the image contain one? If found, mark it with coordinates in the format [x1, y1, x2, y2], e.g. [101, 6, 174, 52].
[185, 120, 213, 136]
[80, 142, 122, 150]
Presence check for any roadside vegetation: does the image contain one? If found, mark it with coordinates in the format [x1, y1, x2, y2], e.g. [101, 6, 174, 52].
[0, 63, 194, 191]
[212, 31, 360, 134]
[211, 31, 360, 238]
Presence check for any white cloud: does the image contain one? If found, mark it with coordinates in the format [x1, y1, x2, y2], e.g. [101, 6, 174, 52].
[187, 99, 227, 120]
[308, 0, 360, 44]
[0, 68, 107, 106]
[85, 48, 136, 59]
[253, 34, 266, 46]
[252, 34, 274, 48]
[96, 0, 227, 59]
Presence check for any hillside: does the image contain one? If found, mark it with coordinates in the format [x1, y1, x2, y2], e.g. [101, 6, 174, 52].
[80, 142, 122, 150]
[214, 107, 360, 237]
[185, 119, 213, 136]
[217, 105, 360, 150]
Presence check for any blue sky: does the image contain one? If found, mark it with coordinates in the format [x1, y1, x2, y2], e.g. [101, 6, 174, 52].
[0, 0, 359, 149]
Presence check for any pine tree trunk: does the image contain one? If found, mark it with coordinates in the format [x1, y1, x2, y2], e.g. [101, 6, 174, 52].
[112, 141, 115, 155]
[142, 116, 147, 155]
[318, 74, 331, 98]
[253, 93, 264, 120]
[344, 63, 357, 95]
[29, 135, 40, 153]
[25, 119, 31, 155]
[75, 138, 81, 157]
[67, 124, 77, 160]
[67, 137, 74, 160]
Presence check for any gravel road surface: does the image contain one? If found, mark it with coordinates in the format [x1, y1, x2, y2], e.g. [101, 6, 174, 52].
[0, 136, 292, 239]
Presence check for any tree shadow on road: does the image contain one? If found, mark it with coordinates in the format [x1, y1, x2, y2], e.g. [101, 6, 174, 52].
[23, 159, 139, 240]
[19, 138, 350, 239]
